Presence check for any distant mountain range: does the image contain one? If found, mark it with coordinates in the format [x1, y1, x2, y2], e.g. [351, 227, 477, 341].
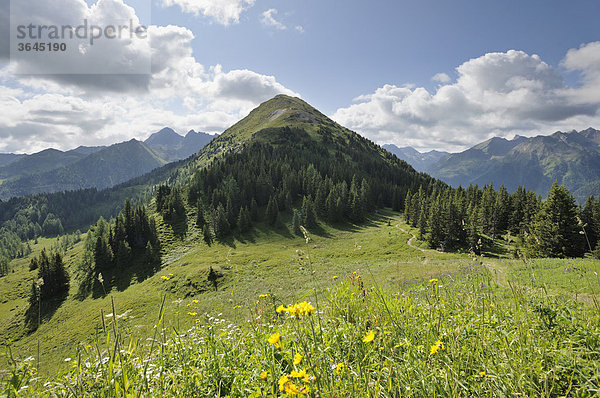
[385, 128, 600, 202]
[0, 129, 215, 200]
[382, 145, 448, 172]
[144, 128, 214, 162]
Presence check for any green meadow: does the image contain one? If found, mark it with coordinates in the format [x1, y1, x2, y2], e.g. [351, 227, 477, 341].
[1, 211, 599, 396]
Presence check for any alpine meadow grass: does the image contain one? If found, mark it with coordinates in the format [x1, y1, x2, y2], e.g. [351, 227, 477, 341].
[3, 251, 600, 396]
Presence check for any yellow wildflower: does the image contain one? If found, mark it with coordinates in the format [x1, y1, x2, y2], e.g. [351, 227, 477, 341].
[260, 371, 268, 380]
[290, 369, 311, 383]
[429, 278, 438, 283]
[332, 276, 338, 280]
[335, 362, 344, 375]
[279, 371, 311, 395]
[268, 332, 281, 349]
[233, 305, 241, 310]
[479, 371, 486, 377]
[160, 276, 170, 281]
[430, 340, 444, 355]
[192, 299, 198, 304]
[278, 301, 315, 318]
[285, 382, 300, 395]
[187, 312, 197, 316]
[259, 294, 270, 298]
[363, 330, 375, 343]
[278, 375, 289, 391]
[293, 353, 303, 365]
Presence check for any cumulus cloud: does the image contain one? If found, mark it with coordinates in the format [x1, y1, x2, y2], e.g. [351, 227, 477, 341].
[432, 73, 451, 83]
[0, 0, 298, 153]
[333, 47, 600, 152]
[562, 41, 600, 104]
[261, 8, 286, 30]
[9, 0, 151, 78]
[161, 0, 255, 25]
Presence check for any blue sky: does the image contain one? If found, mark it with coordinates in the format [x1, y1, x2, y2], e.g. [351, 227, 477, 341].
[1, 0, 600, 153]
[151, 0, 600, 113]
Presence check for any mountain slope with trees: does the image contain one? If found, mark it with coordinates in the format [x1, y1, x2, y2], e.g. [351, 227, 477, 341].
[0, 140, 167, 199]
[425, 128, 600, 202]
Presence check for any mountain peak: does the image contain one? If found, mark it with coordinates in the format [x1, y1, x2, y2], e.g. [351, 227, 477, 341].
[145, 127, 183, 147]
[214, 95, 342, 149]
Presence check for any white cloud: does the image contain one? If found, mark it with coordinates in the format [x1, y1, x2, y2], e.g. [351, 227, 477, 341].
[0, 0, 299, 153]
[562, 41, 600, 104]
[9, 0, 151, 77]
[295, 25, 305, 34]
[333, 47, 600, 152]
[432, 73, 451, 83]
[161, 0, 255, 25]
[261, 8, 286, 30]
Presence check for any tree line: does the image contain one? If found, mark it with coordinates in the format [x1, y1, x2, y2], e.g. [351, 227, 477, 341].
[26, 249, 69, 331]
[405, 181, 599, 258]
[78, 200, 161, 297]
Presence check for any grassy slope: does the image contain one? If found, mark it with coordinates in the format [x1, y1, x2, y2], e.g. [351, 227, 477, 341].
[0, 210, 465, 375]
[1, 208, 599, 380]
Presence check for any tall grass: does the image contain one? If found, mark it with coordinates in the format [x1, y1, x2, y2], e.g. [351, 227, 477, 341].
[3, 258, 599, 397]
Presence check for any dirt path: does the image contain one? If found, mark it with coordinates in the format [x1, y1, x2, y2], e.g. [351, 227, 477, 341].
[385, 216, 432, 254]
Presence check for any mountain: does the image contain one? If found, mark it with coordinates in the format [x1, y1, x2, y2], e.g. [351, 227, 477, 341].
[427, 128, 600, 202]
[0, 154, 25, 168]
[69, 146, 105, 156]
[382, 145, 448, 172]
[0, 148, 88, 180]
[0, 127, 212, 200]
[0, 140, 167, 199]
[180, 94, 436, 226]
[144, 128, 214, 162]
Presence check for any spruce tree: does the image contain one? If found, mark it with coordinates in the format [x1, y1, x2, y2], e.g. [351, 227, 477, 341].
[250, 198, 259, 221]
[203, 224, 213, 246]
[301, 196, 317, 229]
[527, 182, 584, 257]
[196, 198, 207, 229]
[265, 196, 279, 226]
[237, 206, 251, 232]
[212, 204, 230, 240]
[292, 209, 302, 235]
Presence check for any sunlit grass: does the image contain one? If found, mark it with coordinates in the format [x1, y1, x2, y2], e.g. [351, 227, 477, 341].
[4, 262, 600, 396]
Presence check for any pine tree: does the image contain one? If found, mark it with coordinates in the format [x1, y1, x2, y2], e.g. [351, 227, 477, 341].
[196, 198, 207, 229]
[250, 198, 259, 221]
[428, 194, 444, 250]
[527, 182, 584, 258]
[417, 206, 427, 240]
[301, 196, 317, 229]
[404, 191, 413, 224]
[292, 209, 302, 235]
[265, 196, 279, 226]
[94, 236, 113, 272]
[203, 224, 213, 246]
[226, 196, 237, 228]
[237, 206, 251, 232]
[212, 204, 230, 240]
